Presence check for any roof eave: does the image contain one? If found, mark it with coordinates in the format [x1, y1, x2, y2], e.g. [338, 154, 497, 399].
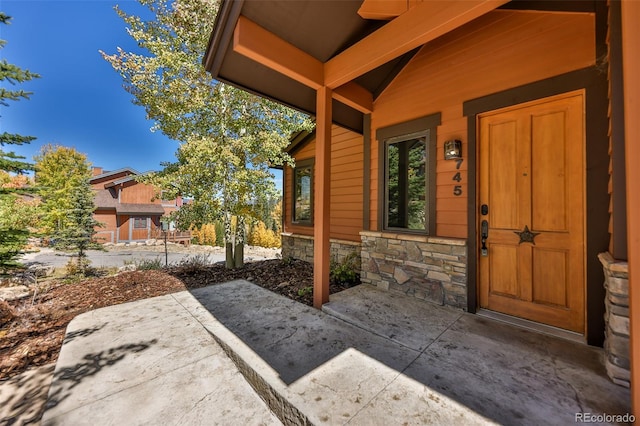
[203, 0, 243, 76]
[90, 167, 140, 183]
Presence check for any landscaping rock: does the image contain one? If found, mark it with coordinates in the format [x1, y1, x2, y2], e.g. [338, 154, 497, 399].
[0, 286, 31, 302]
[28, 265, 55, 278]
[118, 264, 137, 273]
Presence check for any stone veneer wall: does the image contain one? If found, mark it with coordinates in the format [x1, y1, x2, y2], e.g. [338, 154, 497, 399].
[281, 233, 361, 269]
[599, 252, 630, 387]
[360, 231, 467, 309]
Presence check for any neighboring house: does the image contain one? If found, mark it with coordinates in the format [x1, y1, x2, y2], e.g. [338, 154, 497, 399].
[90, 167, 183, 243]
[204, 0, 639, 401]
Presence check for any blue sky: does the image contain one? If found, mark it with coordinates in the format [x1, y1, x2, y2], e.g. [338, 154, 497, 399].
[1, 0, 284, 187]
[1, 0, 180, 174]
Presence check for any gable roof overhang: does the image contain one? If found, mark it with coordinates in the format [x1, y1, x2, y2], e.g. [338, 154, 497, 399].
[104, 175, 137, 188]
[90, 167, 140, 184]
[103, 171, 155, 189]
[204, 0, 510, 134]
[204, 0, 417, 134]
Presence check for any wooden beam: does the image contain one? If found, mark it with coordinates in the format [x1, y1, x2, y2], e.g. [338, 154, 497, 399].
[313, 86, 332, 308]
[358, 0, 413, 20]
[622, 0, 640, 414]
[233, 15, 324, 89]
[325, 0, 509, 88]
[233, 15, 373, 113]
[333, 82, 373, 113]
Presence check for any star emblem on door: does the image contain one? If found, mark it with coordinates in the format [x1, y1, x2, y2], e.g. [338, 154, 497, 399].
[514, 225, 540, 245]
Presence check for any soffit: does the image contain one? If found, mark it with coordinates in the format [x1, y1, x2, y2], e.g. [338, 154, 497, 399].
[206, 1, 595, 134]
[208, 0, 416, 134]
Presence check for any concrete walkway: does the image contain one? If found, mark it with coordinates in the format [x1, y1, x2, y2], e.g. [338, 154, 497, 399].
[0, 363, 55, 425]
[41, 281, 630, 425]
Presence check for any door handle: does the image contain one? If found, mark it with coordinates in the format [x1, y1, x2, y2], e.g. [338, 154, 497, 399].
[481, 220, 489, 256]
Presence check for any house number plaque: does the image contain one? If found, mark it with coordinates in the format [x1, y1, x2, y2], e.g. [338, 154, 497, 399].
[452, 159, 463, 196]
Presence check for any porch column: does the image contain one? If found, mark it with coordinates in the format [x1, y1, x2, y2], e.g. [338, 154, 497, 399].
[313, 86, 332, 308]
[621, 0, 640, 413]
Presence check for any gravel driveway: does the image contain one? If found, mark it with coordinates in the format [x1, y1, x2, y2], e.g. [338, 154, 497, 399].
[19, 244, 280, 270]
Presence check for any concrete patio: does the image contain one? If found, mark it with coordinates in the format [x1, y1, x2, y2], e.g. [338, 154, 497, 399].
[41, 281, 630, 425]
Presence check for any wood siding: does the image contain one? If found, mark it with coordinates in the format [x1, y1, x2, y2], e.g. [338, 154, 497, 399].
[284, 125, 364, 241]
[119, 215, 130, 241]
[120, 181, 160, 205]
[370, 10, 596, 238]
[93, 212, 117, 243]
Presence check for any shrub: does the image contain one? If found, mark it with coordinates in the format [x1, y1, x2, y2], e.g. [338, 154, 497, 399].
[65, 257, 93, 277]
[176, 254, 211, 274]
[191, 223, 217, 246]
[177, 253, 211, 268]
[134, 258, 164, 270]
[297, 286, 313, 297]
[330, 252, 360, 286]
[248, 221, 281, 248]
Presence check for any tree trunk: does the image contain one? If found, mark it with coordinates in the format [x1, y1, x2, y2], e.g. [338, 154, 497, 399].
[234, 215, 245, 269]
[224, 212, 234, 269]
[77, 244, 86, 275]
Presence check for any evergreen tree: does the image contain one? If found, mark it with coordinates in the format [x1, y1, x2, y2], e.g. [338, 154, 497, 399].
[51, 178, 102, 275]
[0, 12, 40, 272]
[0, 216, 28, 273]
[0, 12, 40, 176]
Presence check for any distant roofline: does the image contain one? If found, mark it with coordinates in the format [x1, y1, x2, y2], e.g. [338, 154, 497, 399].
[103, 170, 156, 188]
[90, 167, 141, 182]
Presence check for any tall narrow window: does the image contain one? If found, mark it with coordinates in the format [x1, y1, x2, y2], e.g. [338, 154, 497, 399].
[386, 135, 428, 230]
[292, 159, 314, 225]
[381, 128, 437, 235]
[378, 114, 440, 234]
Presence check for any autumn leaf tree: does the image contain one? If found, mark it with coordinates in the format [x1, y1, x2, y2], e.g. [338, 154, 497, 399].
[101, 0, 312, 269]
[34, 145, 93, 234]
[0, 172, 40, 272]
[0, 12, 41, 271]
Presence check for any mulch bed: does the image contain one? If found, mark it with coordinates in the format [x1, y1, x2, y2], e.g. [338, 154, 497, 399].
[0, 259, 350, 381]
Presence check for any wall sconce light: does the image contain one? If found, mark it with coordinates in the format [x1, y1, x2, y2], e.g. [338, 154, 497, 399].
[444, 139, 462, 160]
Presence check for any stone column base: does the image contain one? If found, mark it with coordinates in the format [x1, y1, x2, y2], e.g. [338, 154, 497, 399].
[599, 252, 630, 388]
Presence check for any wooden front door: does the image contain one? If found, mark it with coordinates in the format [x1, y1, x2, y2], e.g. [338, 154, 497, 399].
[478, 91, 585, 333]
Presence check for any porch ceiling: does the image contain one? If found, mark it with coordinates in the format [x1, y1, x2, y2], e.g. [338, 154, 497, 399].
[205, 1, 597, 134]
[205, 0, 416, 134]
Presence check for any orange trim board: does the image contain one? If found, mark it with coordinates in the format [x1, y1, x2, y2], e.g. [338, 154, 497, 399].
[621, 0, 640, 414]
[313, 86, 332, 308]
[325, 0, 509, 88]
[232, 16, 372, 113]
